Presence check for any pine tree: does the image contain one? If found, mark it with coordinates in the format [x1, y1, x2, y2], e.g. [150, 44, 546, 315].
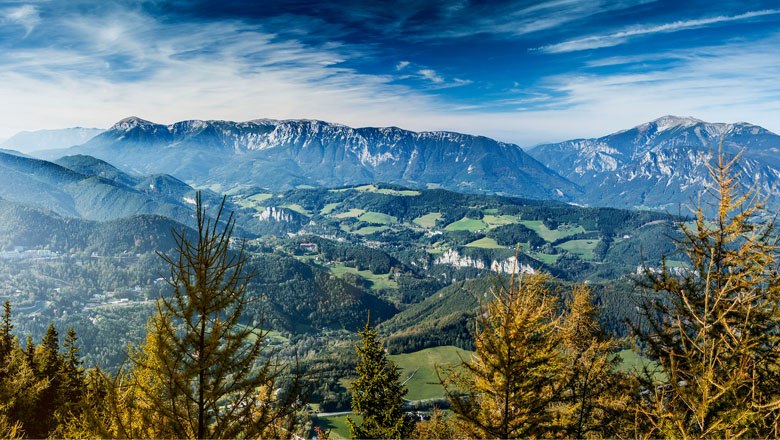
[123, 193, 303, 439]
[442, 273, 566, 439]
[347, 320, 412, 439]
[559, 284, 630, 438]
[633, 151, 780, 437]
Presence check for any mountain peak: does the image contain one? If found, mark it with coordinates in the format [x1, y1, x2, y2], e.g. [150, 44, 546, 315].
[648, 115, 703, 132]
[111, 116, 160, 131]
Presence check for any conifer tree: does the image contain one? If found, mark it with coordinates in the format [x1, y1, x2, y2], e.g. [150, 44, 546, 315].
[412, 408, 457, 440]
[559, 284, 630, 438]
[0, 301, 12, 365]
[58, 328, 85, 409]
[124, 193, 303, 439]
[38, 323, 60, 380]
[633, 151, 780, 437]
[30, 323, 62, 438]
[347, 320, 412, 439]
[442, 273, 566, 439]
[23, 336, 34, 370]
[0, 315, 47, 438]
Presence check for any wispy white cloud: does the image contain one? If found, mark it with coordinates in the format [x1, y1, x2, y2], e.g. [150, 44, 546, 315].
[395, 60, 410, 71]
[413, 0, 655, 40]
[538, 9, 780, 53]
[1, 2, 780, 151]
[0, 7, 475, 139]
[418, 69, 444, 84]
[3, 4, 40, 36]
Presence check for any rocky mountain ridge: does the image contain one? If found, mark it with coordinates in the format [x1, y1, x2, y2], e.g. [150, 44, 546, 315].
[530, 116, 780, 210]
[51, 116, 581, 201]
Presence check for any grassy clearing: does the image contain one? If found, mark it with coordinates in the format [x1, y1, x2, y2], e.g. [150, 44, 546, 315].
[234, 324, 289, 344]
[483, 214, 519, 228]
[335, 208, 365, 219]
[314, 414, 360, 439]
[332, 184, 420, 197]
[444, 217, 487, 232]
[529, 252, 560, 265]
[616, 349, 665, 382]
[249, 193, 273, 202]
[556, 239, 599, 260]
[354, 226, 389, 235]
[389, 346, 473, 401]
[330, 264, 398, 290]
[358, 211, 397, 225]
[413, 212, 442, 229]
[465, 237, 506, 249]
[320, 203, 340, 215]
[378, 188, 420, 196]
[665, 259, 690, 268]
[519, 220, 586, 242]
[280, 203, 312, 216]
[236, 193, 273, 209]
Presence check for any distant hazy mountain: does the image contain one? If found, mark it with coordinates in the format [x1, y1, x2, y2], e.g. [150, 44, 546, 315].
[530, 116, 780, 210]
[0, 151, 197, 223]
[2, 127, 104, 153]
[53, 117, 580, 201]
[0, 196, 184, 254]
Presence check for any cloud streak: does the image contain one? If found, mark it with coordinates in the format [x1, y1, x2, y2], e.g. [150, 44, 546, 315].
[3, 4, 40, 36]
[538, 9, 780, 53]
[1, 1, 779, 148]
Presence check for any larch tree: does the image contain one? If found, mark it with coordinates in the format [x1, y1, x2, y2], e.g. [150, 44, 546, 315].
[442, 273, 566, 439]
[633, 150, 780, 438]
[124, 193, 303, 439]
[559, 284, 630, 438]
[347, 320, 412, 439]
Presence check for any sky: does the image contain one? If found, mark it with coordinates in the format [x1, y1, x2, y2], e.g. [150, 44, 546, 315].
[1, 0, 779, 147]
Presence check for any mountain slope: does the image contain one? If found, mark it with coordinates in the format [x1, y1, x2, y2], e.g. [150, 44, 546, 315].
[56, 117, 580, 201]
[3, 127, 104, 153]
[0, 151, 196, 223]
[530, 116, 780, 210]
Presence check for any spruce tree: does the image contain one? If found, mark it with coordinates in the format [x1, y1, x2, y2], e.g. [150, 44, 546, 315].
[30, 323, 61, 438]
[633, 151, 780, 437]
[0, 301, 12, 365]
[58, 328, 84, 408]
[442, 273, 566, 439]
[347, 321, 412, 439]
[38, 323, 60, 380]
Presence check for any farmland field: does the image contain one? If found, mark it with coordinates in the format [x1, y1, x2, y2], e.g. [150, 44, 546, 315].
[444, 217, 487, 232]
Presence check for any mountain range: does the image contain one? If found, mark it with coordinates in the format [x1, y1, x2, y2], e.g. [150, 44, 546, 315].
[2, 127, 104, 153]
[0, 151, 198, 223]
[38, 117, 579, 201]
[529, 116, 780, 210]
[14, 115, 780, 213]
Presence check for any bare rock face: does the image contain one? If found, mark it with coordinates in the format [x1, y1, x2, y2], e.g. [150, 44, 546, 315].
[435, 249, 535, 275]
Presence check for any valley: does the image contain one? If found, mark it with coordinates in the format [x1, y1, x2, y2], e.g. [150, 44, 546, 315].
[1, 114, 776, 431]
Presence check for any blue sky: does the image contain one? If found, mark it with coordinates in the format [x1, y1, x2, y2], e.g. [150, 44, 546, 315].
[1, 0, 779, 146]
